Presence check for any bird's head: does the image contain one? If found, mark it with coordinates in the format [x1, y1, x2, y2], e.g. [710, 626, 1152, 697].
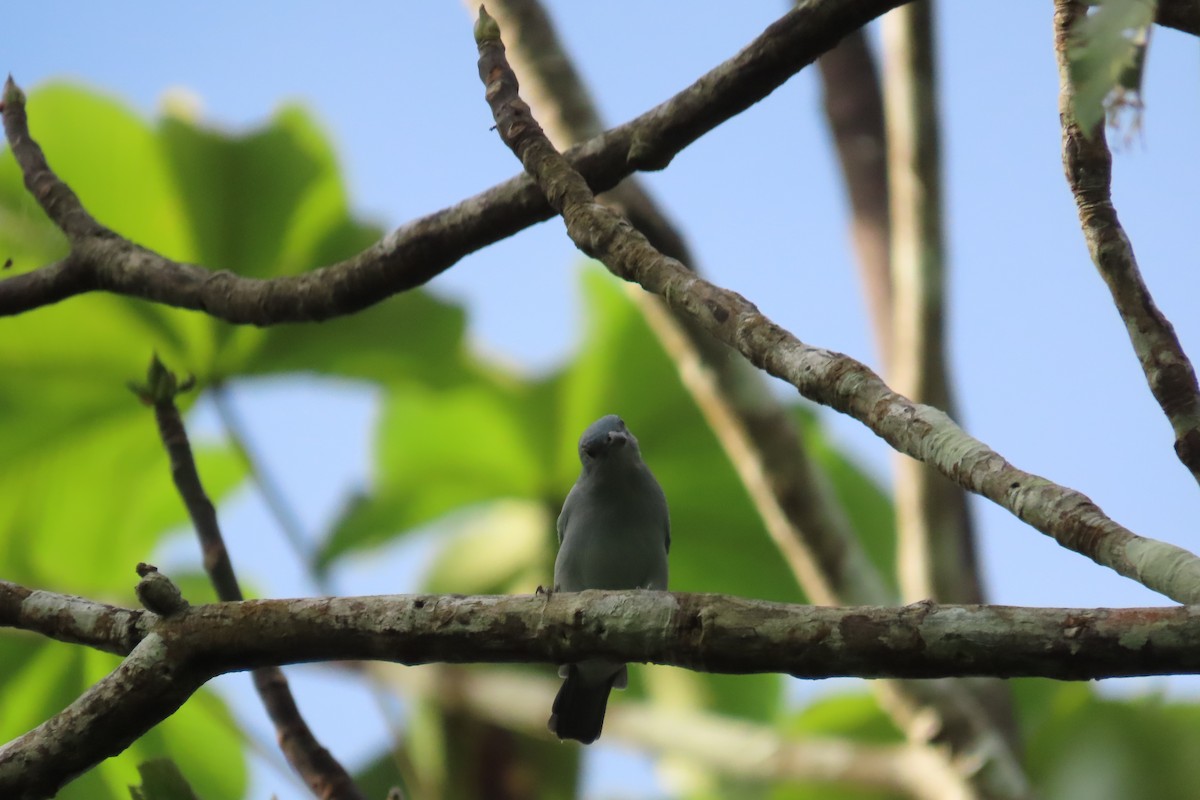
[577, 414, 641, 466]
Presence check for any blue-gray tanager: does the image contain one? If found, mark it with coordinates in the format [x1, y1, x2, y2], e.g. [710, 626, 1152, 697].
[548, 414, 670, 744]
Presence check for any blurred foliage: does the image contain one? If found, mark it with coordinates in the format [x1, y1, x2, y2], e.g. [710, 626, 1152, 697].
[3, 82, 1200, 800]
[128, 759, 201, 800]
[1067, 0, 1155, 133]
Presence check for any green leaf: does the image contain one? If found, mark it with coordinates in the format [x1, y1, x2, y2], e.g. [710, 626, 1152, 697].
[241, 288, 469, 387]
[1067, 0, 1156, 132]
[788, 691, 902, 742]
[159, 104, 348, 279]
[127, 759, 200, 800]
[319, 376, 557, 567]
[0, 405, 245, 594]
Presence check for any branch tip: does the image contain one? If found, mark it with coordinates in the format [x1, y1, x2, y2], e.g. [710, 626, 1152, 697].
[135, 564, 189, 616]
[128, 352, 195, 405]
[2, 75, 23, 110]
[474, 6, 501, 45]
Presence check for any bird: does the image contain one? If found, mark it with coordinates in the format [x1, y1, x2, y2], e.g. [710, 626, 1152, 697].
[548, 414, 670, 744]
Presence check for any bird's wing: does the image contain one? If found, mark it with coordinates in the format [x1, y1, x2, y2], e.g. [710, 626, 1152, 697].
[556, 484, 575, 546]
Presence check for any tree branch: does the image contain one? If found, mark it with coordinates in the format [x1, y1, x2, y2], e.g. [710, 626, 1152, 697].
[472, 6, 1200, 610]
[1155, 0, 1200, 36]
[470, 0, 892, 611]
[0, 0, 906, 322]
[817, 29, 893, 367]
[1055, 0, 1200, 489]
[6, 587, 1200, 679]
[883, 1, 983, 606]
[457, 7, 1014, 795]
[8, 582, 1200, 796]
[139, 360, 365, 800]
[0, 580, 141, 656]
[0, 633, 206, 800]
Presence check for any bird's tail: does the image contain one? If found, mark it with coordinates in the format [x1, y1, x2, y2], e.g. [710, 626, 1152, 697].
[547, 664, 620, 744]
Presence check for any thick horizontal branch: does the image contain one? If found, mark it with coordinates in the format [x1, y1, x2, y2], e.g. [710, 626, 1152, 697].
[473, 8, 1200, 609]
[5, 586, 1200, 680]
[0, 581, 140, 656]
[0, 0, 905, 322]
[5, 583, 1200, 797]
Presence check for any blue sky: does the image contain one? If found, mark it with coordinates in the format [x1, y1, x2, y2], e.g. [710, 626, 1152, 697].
[8, 2, 1200, 798]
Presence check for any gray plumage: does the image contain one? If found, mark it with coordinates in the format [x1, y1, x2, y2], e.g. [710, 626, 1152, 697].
[548, 415, 670, 744]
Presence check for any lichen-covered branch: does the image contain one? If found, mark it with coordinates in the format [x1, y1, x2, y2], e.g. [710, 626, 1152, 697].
[473, 6, 1200, 610]
[7, 581, 1200, 797]
[1055, 0, 1200, 489]
[6, 585, 1200, 680]
[0, 581, 140, 656]
[0, 634, 205, 800]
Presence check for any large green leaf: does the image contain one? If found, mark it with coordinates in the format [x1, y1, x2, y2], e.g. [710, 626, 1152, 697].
[240, 288, 470, 388]
[319, 374, 559, 568]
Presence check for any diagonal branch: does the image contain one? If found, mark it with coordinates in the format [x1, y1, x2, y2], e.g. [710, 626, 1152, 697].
[1055, 0, 1200, 489]
[481, 3, 1022, 795]
[0, 631, 207, 800]
[0, 0, 907, 322]
[138, 359, 366, 800]
[470, 0, 889, 608]
[472, 6, 1200, 611]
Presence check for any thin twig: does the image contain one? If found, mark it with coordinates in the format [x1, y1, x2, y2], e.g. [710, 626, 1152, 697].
[142, 362, 366, 800]
[1055, 0, 1200, 488]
